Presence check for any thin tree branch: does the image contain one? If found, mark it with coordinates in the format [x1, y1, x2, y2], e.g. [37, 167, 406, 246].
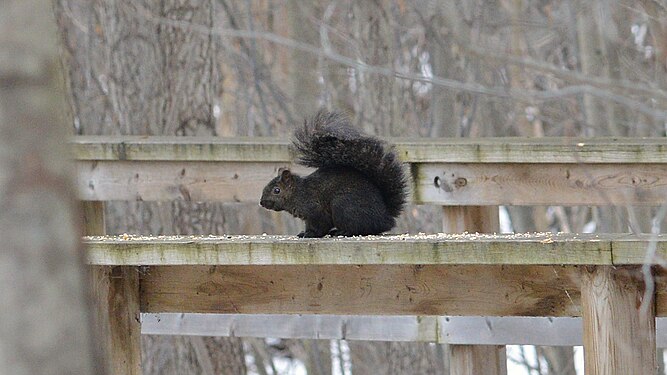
[121, 3, 667, 122]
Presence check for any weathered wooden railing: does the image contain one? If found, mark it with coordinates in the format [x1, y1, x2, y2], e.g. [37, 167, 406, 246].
[74, 136, 667, 205]
[74, 136, 667, 375]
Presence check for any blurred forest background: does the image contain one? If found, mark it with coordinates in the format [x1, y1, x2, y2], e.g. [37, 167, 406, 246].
[48, 0, 667, 374]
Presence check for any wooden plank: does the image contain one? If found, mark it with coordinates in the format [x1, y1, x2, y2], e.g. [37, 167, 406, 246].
[139, 265, 583, 316]
[609, 236, 667, 264]
[443, 203, 504, 374]
[84, 202, 142, 375]
[581, 266, 656, 375]
[442, 206, 499, 233]
[94, 266, 142, 375]
[414, 163, 667, 205]
[71, 136, 667, 163]
[84, 233, 617, 266]
[82, 201, 106, 235]
[75, 161, 667, 205]
[76, 160, 310, 202]
[72, 136, 293, 162]
[142, 314, 667, 347]
[450, 345, 507, 375]
[84, 202, 112, 374]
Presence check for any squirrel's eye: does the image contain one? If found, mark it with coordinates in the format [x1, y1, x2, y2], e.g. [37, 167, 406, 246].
[272, 187, 281, 194]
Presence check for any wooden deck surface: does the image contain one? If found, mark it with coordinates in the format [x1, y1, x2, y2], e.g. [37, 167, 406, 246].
[85, 233, 667, 266]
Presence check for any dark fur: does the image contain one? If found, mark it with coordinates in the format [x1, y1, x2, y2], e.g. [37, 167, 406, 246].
[260, 110, 408, 238]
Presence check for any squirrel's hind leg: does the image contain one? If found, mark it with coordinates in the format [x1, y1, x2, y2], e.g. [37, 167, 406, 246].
[328, 228, 353, 237]
[331, 198, 394, 236]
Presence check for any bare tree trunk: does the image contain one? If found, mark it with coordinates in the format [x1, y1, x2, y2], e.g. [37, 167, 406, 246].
[287, 339, 332, 375]
[0, 1, 98, 374]
[287, 1, 321, 113]
[349, 341, 444, 375]
[54, 1, 247, 373]
[538, 346, 577, 375]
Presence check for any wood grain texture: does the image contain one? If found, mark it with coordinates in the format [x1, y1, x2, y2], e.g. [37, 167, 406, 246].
[450, 345, 507, 375]
[139, 265, 582, 316]
[71, 136, 667, 163]
[415, 163, 667, 205]
[84, 202, 112, 375]
[94, 266, 142, 375]
[72, 137, 293, 161]
[443, 203, 504, 374]
[581, 266, 656, 375]
[76, 160, 310, 202]
[85, 201, 142, 375]
[84, 233, 622, 266]
[75, 160, 667, 205]
[442, 206, 499, 234]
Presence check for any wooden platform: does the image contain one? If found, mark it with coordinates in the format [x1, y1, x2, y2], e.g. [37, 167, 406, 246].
[74, 136, 667, 375]
[86, 233, 666, 266]
[84, 234, 666, 317]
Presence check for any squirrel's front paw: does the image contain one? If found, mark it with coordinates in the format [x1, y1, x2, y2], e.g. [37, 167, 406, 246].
[297, 231, 306, 238]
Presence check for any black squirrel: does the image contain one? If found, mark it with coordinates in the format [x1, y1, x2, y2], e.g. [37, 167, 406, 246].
[259, 110, 408, 237]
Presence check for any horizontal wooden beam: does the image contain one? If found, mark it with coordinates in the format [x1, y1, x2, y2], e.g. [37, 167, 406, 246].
[140, 264, 667, 317]
[71, 136, 667, 164]
[139, 314, 584, 346]
[86, 235, 667, 316]
[141, 314, 667, 347]
[74, 160, 667, 205]
[139, 264, 584, 317]
[76, 161, 310, 202]
[84, 233, 667, 266]
[414, 163, 667, 205]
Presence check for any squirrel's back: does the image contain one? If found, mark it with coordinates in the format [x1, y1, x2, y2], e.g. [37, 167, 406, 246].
[293, 110, 408, 218]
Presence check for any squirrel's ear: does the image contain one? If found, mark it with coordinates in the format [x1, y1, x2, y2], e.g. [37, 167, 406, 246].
[279, 169, 293, 183]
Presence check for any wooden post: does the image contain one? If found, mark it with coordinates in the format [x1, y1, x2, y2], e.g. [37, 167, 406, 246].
[450, 345, 507, 375]
[442, 206, 500, 234]
[84, 201, 142, 375]
[444, 206, 506, 375]
[581, 266, 656, 375]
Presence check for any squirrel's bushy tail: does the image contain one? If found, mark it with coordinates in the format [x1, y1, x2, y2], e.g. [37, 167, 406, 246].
[293, 110, 408, 218]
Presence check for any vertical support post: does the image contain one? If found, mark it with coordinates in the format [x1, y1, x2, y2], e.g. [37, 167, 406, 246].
[84, 201, 142, 375]
[444, 206, 506, 375]
[450, 346, 507, 375]
[442, 206, 499, 234]
[581, 266, 656, 375]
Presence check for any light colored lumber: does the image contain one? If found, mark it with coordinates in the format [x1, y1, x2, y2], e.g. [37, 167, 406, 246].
[142, 314, 667, 347]
[75, 161, 667, 205]
[83, 201, 106, 235]
[442, 206, 499, 233]
[141, 314, 582, 345]
[443, 203, 504, 374]
[415, 163, 667, 205]
[139, 264, 582, 316]
[581, 266, 656, 375]
[84, 233, 618, 266]
[142, 314, 439, 342]
[72, 136, 293, 162]
[71, 136, 667, 163]
[75, 160, 309, 202]
[84, 202, 142, 375]
[450, 345, 507, 375]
